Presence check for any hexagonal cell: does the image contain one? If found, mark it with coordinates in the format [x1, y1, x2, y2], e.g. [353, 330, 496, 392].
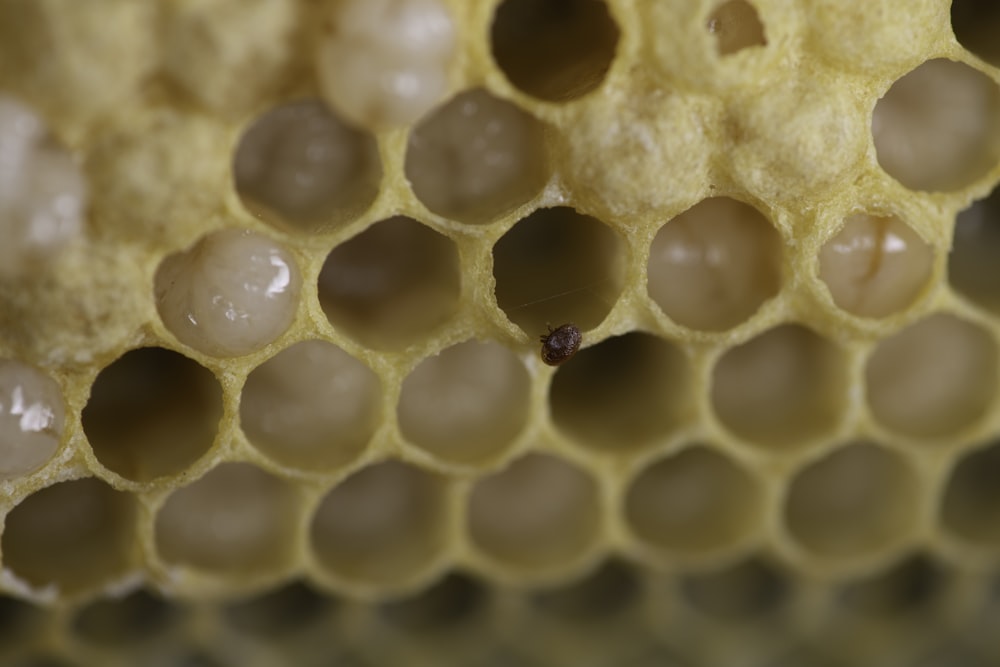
[949, 186, 1000, 313]
[379, 573, 486, 633]
[1, 478, 136, 595]
[549, 332, 690, 452]
[233, 99, 382, 232]
[647, 197, 782, 331]
[318, 217, 460, 350]
[783, 443, 919, 560]
[154, 462, 299, 575]
[494, 207, 625, 336]
[222, 582, 331, 638]
[490, 0, 620, 102]
[941, 439, 1000, 547]
[82, 348, 223, 482]
[155, 229, 302, 358]
[818, 213, 934, 318]
[0, 95, 86, 281]
[240, 341, 380, 471]
[625, 446, 763, 556]
[467, 453, 600, 570]
[837, 554, 944, 617]
[309, 461, 449, 585]
[72, 590, 176, 646]
[872, 59, 1000, 192]
[952, 0, 1000, 68]
[679, 556, 789, 621]
[405, 89, 550, 224]
[0, 359, 66, 480]
[711, 325, 846, 449]
[531, 560, 639, 622]
[316, 0, 456, 129]
[397, 340, 530, 465]
[865, 314, 997, 439]
[707, 0, 766, 56]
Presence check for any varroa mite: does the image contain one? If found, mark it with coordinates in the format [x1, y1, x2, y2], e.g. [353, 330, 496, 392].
[539, 323, 582, 366]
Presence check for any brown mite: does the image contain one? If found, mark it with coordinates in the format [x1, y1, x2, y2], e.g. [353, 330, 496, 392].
[539, 323, 582, 366]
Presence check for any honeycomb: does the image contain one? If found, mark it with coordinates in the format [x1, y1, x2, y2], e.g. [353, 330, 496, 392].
[3, 0, 1000, 664]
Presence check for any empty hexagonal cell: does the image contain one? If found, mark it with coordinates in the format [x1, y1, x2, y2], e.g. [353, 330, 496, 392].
[310, 461, 449, 585]
[82, 348, 223, 482]
[549, 332, 690, 452]
[783, 443, 919, 560]
[707, 0, 766, 56]
[467, 453, 600, 570]
[647, 197, 782, 331]
[949, 186, 1000, 313]
[0, 596, 44, 646]
[240, 341, 380, 471]
[1, 478, 136, 594]
[494, 207, 625, 337]
[0, 95, 87, 281]
[680, 556, 788, 621]
[233, 99, 382, 231]
[872, 59, 1000, 191]
[379, 573, 486, 633]
[941, 440, 1000, 547]
[154, 229, 302, 358]
[837, 554, 944, 616]
[952, 0, 1000, 68]
[154, 462, 299, 574]
[397, 340, 530, 465]
[818, 213, 934, 318]
[222, 582, 331, 638]
[865, 314, 997, 438]
[405, 89, 550, 224]
[72, 590, 176, 646]
[711, 325, 846, 449]
[0, 359, 65, 480]
[531, 560, 639, 621]
[318, 217, 460, 349]
[625, 446, 763, 556]
[490, 0, 619, 102]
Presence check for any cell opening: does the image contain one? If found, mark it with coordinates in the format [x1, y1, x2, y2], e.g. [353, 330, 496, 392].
[154, 463, 299, 574]
[711, 324, 846, 449]
[625, 446, 762, 555]
[941, 439, 1000, 547]
[949, 186, 1000, 313]
[784, 443, 919, 560]
[467, 453, 600, 570]
[397, 340, 530, 465]
[240, 341, 380, 471]
[531, 560, 639, 622]
[0, 597, 44, 645]
[72, 590, 176, 646]
[865, 314, 997, 438]
[154, 229, 302, 358]
[379, 573, 486, 633]
[1, 478, 136, 594]
[647, 197, 781, 331]
[493, 206, 625, 336]
[82, 348, 223, 482]
[0, 359, 66, 480]
[707, 0, 766, 56]
[490, 0, 619, 102]
[318, 217, 461, 350]
[405, 89, 550, 225]
[872, 59, 1000, 191]
[818, 213, 934, 318]
[310, 461, 449, 585]
[223, 582, 331, 638]
[233, 99, 382, 232]
[680, 556, 789, 621]
[549, 332, 690, 452]
[952, 0, 1000, 68]
[837, 554, 944, 616]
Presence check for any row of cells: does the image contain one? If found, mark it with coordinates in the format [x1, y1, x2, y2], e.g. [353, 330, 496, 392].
[3, 301, 1000, 484]
[5, 436, 1000, 598]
